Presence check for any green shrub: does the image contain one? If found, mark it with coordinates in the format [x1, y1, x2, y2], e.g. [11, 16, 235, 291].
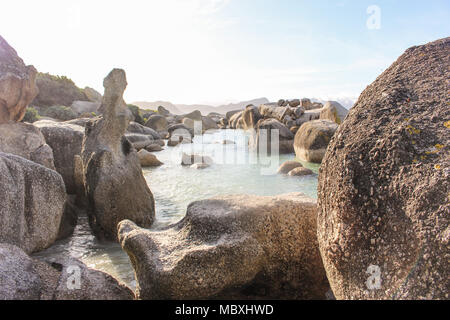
[41, 106, 77, 121]
[22, 107, 40, 123]
[128, 104, 145, 125]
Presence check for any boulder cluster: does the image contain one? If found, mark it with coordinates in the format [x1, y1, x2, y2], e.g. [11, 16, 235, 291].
[1, 32, 448, 301]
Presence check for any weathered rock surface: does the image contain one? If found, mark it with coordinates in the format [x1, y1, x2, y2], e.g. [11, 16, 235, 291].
[319, 101, 348, 124]
[0, 152, 66, 254]
[34, 257, 134, 300]
[0, 35, 38, 123]
[242, 105, 262, 130]
[137, 149, 163, 167]
[81, 69, 155, 241]
[0, 121, 55, 169]
[318, 37, 450, 300]
[250, 118, 295, 154]
[145, 114, 168, 132]
[0, 243, 41, 300]
[118, 193, 329, 300]
[294, 120, 338, 163]
[83, 86, 102, 103]
[34, 120, 84, 194]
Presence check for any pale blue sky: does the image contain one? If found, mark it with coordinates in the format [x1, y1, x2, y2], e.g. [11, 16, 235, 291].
[1, 0, 449, 105]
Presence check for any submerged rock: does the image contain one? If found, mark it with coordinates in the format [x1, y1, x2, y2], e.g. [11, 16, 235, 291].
[0, 35, 38, 123]
[288, 167, 313, 177]
[137, 149, 163, 167]
[118, 193, 329, 300]
[181, 153, 213, 166]
[318, 37, 450, 300]
[277, 160, 303, 174]
[0, 152, 65, 254]
[81, 69, 155, 241]
[294, 120, 338, 163]
[0, 122, 55, 169]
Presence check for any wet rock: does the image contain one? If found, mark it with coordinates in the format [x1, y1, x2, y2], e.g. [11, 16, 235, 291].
[277, 160, 303, 174]
[288, 167, 313, 177]
[0, 152, 65, 254]
[181, 153, 213, 166]
[294, 120, 338, 163]
[0, 122, 55, 169]
[190, 163, 210, 169]
[318, 37, 450, 300]
[0, 35, 38, 123]
[81, 69, 155, 241]
[118, 193, 330, 300]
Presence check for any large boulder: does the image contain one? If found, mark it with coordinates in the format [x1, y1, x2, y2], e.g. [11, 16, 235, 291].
[83, 86, 102, 103]
[258, 104, 293, 122]
[127, 121, 161, 140]
[81, 69, 155, 241]
[34, 257, 134, 300]
[228, 111, 244, 129]
[144, 114, 168, 132]
[277, 160, 303, 174]
[0, 243, 41, 300]
[137, 149, 163, 167]
[0, 122, 55, 169]
[157, 105, 171, 116]
[250, 118, 295, 154]
[118, 193, 329, 300]
[183, 110, 202, 121]
[319, 101, 348, 124]
[226, 109, 241, 120]
[0, 152, 66, 254]
[242, 105, 262, 130]
[34, 120, 84, 194]
[71, 100, 101, 116]
[294, 120, 338, 163]
[318, 37, 450, 300]
[0, 35, 38, 123]
[201, 116, 219, 131]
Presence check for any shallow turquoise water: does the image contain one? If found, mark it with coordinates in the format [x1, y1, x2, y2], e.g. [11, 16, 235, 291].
[34, 129, 319, 287]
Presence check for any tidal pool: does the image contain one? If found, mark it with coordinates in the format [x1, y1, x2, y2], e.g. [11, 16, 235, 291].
[34, 129, 319, 288]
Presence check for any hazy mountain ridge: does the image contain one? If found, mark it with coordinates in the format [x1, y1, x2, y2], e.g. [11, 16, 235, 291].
[133, 97, 355, 115]
[132, 98, 270, 115]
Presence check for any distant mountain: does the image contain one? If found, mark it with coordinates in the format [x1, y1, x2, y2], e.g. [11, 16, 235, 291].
[132, 98, 270, 115]
[132, 101, 183, 114]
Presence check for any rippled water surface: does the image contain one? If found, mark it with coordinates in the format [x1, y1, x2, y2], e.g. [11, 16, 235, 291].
[35, 130, 319, 287]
